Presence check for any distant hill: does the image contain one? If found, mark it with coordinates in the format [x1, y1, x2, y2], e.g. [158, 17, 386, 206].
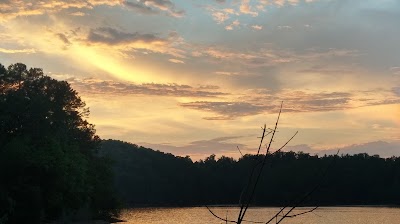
[100, 139, 400, 207]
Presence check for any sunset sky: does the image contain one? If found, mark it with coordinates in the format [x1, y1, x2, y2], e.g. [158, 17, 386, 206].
[1, 0, 399, 160]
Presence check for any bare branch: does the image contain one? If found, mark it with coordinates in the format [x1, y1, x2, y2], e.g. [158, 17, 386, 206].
[274, 131, 298, 153]
[237, 146, 244, 157]
[205, 206, 266, 224]
[205, 206, 237, 223]
[207, 102, 334, 224]
[256, 124, 267, 155]
[283, 206, 318, 218]
[271, 150, 340, 224]
[238, 102, 284, 223]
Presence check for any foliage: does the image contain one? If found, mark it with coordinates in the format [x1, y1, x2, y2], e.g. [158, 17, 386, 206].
[0, 63, 119, 223]
[101, 139, 400, 207]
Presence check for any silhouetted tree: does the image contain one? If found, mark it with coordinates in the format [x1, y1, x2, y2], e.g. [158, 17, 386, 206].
[0, 63, 119, 223]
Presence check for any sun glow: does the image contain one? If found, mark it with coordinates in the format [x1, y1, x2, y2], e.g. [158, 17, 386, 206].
[69, 44, 166, 83]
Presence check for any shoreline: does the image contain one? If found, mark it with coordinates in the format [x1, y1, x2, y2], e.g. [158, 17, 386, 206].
[120, 204, 400, 209]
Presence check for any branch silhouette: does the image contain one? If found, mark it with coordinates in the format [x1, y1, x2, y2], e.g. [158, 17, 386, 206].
[207, 103, 339, 224]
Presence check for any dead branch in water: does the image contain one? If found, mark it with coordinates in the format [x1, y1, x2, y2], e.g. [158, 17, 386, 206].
[206, 102, 339, 224]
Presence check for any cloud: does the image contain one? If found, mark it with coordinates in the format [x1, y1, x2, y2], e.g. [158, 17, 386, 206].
[179, 90, 377, 119]
[0, 0, 121, 20]
[84, 27, 187, 58]
[207, 0, 319, 29]
[225, 19, 240, 30]
[390, 67, 400, 75]
[0, 0, 184, 21]
[215, 71, 240, 76]
[286, 141, 400, 158]
[391, 87, 400, 97]
[181, 101, 274, 120]
[66, 77, 228, 98]
[143, 139, 400, 160]
[287, 0, 299, 5]
[357, 89, 400, 107]
[0, 47, 36, 54]
[297, 65, 354, 75]
[271, 0, 285, 7]
[123, 0, 185, 17]
[211, 11, 230, 24]
[87, 27, 164, 45]
[56, 33, 71, 45]
[277, 25, 292, 30]
[168, 58, 184, 64]
[200, 47, 290, 67]
[207, 7, 236, 25]
[264, 0, 311, 7]
[251, 25, 263, 30]
[69, 11, 85, 16]
[179, 86, 400, 120]
[123, 0, 156, 15]
[193, 46, 359, 68]
[239, 0, 258, 17]
[140, 136, 247, 160]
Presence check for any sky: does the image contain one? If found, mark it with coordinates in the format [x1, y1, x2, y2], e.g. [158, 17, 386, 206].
[0, 0, 399, 160]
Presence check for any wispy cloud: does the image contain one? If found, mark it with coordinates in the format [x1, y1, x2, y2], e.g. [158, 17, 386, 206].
[215, 71, 240, 76]
[140, 136, 247, 160]
[181, 101, 273, 120]
[168, 58, 185, 64]
[225, 19, 240, 30]
[209, 8, 235, 24]
[123, 0, 185, 17]
[84, 27, 186, 58]
[205, 0, 320, 29]
[239, 0, 258, 17]
[67, 77, 227, 98]
[0, 0, 184, 20]
[286, 141, 400, 158]
[251, 25, 263, 30]
[194, 46, 358, 68]
[277, 25, 292, 30]
[297, 65, 354, 75]
[55, 33, 71, 45]
[393, 87, 400, 97]
[0, 0, 121, 20]
[87, 27, 164, 45]
[0, 47, 36, 54]
[180, 89, 400, 120]
[390, 67, 400, 75]
[123, 1, 157, 15]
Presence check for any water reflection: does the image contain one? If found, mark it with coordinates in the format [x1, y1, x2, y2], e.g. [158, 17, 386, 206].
[121, 207, 400, 224]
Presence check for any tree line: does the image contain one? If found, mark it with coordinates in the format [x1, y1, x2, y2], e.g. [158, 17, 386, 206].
[100, 139, 400, 207]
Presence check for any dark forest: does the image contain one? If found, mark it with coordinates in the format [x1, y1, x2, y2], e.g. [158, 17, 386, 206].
[101, 140, 400, 208]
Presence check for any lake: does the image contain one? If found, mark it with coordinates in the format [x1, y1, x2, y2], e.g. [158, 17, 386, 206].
[120, 206, 400, 224]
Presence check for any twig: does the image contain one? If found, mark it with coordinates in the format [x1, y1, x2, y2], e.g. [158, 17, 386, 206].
[206, 206, 237, 223]
[237, 146, 244, 157]
[283, 206, 318, 218]
[205, 206, 266, 224]
[237, 124, 269, 221]
[268, 150, 340, 224]
[256, 124, 267, 155]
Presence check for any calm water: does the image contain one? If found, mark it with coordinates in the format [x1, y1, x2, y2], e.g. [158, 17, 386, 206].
[120, 207, 400, 224]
